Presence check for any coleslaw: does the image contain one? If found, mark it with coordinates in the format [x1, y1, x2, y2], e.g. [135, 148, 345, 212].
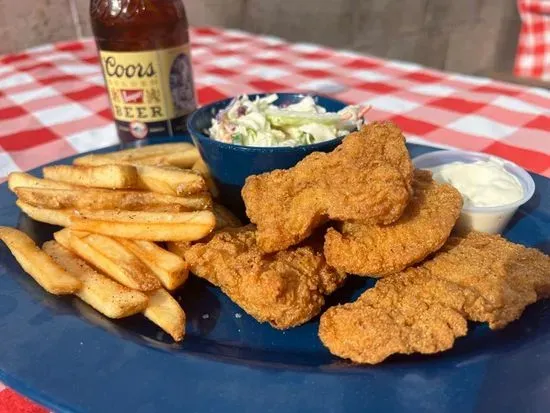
[208, 94, 369, 147]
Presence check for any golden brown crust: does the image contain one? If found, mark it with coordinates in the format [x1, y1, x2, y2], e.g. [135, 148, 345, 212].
[324, 170, 463, 276]
[319, 231, 550, 364]
[242, 122, 414, 253]
[184, 225, 346, 329]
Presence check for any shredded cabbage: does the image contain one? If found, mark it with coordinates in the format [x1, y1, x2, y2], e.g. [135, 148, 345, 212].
[208, 94, 368, 147]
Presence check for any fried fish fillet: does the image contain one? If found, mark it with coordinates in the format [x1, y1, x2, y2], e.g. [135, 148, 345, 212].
[319, 232, 550, 364]
[242, 122, 414, 253]
[184, 225, 346, 329]
[324, 170, 463, 276]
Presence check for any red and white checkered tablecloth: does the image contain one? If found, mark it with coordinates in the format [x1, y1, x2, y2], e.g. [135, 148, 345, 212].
[1, 26, 550, 412]
[515, 0, 550, 80]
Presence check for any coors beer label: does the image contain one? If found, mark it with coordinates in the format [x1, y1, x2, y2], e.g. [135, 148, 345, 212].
[99, 44, 196, 141]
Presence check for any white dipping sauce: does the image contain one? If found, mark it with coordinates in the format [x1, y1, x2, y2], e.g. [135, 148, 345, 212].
[429, 158, 524, 208]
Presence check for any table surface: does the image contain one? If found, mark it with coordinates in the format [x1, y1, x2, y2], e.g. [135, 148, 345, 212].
[1, 25, 550, 412]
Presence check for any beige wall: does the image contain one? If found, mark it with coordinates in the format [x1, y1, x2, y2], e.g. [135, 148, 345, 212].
[0, 0, 87, 53]
[0, 0, 520, 76]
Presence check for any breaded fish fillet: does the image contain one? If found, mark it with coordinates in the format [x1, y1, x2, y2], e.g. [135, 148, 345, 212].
[324, 170, 463, 276]
[319, 232, 550, 364]
[185, 225, 346, 329]
[242, 122, 414, 253]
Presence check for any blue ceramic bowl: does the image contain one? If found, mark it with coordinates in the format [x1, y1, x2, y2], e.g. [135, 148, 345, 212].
[187, 93, 349, 216]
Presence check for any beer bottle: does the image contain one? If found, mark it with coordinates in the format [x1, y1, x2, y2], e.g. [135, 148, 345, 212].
[90, 0, 196, 142]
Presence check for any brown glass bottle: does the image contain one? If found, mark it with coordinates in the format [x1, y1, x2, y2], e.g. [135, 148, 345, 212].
[90, 0, 196, 142]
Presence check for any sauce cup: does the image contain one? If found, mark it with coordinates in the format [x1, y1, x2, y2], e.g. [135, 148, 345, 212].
[187, 93, 350, 217]
[412, 149, 536, 234]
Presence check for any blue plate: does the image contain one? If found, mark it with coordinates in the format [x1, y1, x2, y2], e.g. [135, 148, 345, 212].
[1, 137, 549, 413]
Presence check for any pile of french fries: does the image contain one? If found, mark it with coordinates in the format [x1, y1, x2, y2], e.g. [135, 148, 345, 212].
[0, 142, 239, 342]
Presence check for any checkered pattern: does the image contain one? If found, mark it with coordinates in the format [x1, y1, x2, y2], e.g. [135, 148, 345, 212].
[1, 26, 550, 412]
[515, 0, 550, 80]
[0, 27, 549, 183]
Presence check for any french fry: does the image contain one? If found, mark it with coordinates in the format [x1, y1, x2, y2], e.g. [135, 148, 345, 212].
[213, 203, 242, 229]
[43, 164, 138, 189]
[69, 209, 215, 240]
[116, 239, 188, 290]
[73, 143, 195, 166]
[109, 142, 195, 158]
[135, 165, 207, 195]
[8, 172, 75, 192]
[135, 205, 190, 213]
[43, 241, 148, 318]
[0, 227, 81, 294]
[166, 241, 192, 258]
[129, 240, 187, 274]
[70, 209, 215, 224]
[192, 158, 219, 198]
[162, 204, 238, 255]
[70, 219, 214, 241]
[77, 232, 162, 291]
[56, 230, 161, 291]
[130, 147, 200, 168]
[15, 187, 212, 211]
[143, 289, 186, 341]
[53, 227, 81, 248]
[16, 201, 72, 227]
